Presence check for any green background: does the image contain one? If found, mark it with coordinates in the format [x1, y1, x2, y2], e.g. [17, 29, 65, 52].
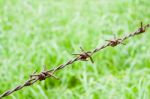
[0, 0, 150, 99]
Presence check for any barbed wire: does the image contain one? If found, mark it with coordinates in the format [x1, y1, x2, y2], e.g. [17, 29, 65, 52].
[0, 22, 149, 98]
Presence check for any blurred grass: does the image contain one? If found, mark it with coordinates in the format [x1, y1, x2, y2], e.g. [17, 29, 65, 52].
[0, 0, 150, 99]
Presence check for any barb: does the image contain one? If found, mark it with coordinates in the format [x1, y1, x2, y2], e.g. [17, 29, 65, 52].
[0, 22, 149, 98]
[72, 47, 94, 63]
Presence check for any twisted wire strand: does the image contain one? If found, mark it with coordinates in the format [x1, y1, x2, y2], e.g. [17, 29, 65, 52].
[0, 78, 38, 98]
[0, 22, 149, 98]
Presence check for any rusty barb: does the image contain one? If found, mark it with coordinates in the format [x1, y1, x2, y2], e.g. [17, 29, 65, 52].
[72, 47, 94, 63]
[106, 35, 125, 47]
[135, 22, 150, 35]
[30, 65, 59, 81]
[0, 22, 149, 98]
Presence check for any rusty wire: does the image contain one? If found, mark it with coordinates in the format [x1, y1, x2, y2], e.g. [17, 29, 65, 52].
[0, 22, 149, 98]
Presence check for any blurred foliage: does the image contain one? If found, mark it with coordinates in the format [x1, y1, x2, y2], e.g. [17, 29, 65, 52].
[0, 0, 150, 99]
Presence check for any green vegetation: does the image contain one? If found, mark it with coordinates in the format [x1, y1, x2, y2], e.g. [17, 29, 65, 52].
[0, 0, 150, 99]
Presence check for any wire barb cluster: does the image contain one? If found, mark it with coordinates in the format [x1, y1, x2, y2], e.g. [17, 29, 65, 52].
[0, 22, 149, 98]
[30, 66, 59, 81]
[73, 47, 94, 63]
